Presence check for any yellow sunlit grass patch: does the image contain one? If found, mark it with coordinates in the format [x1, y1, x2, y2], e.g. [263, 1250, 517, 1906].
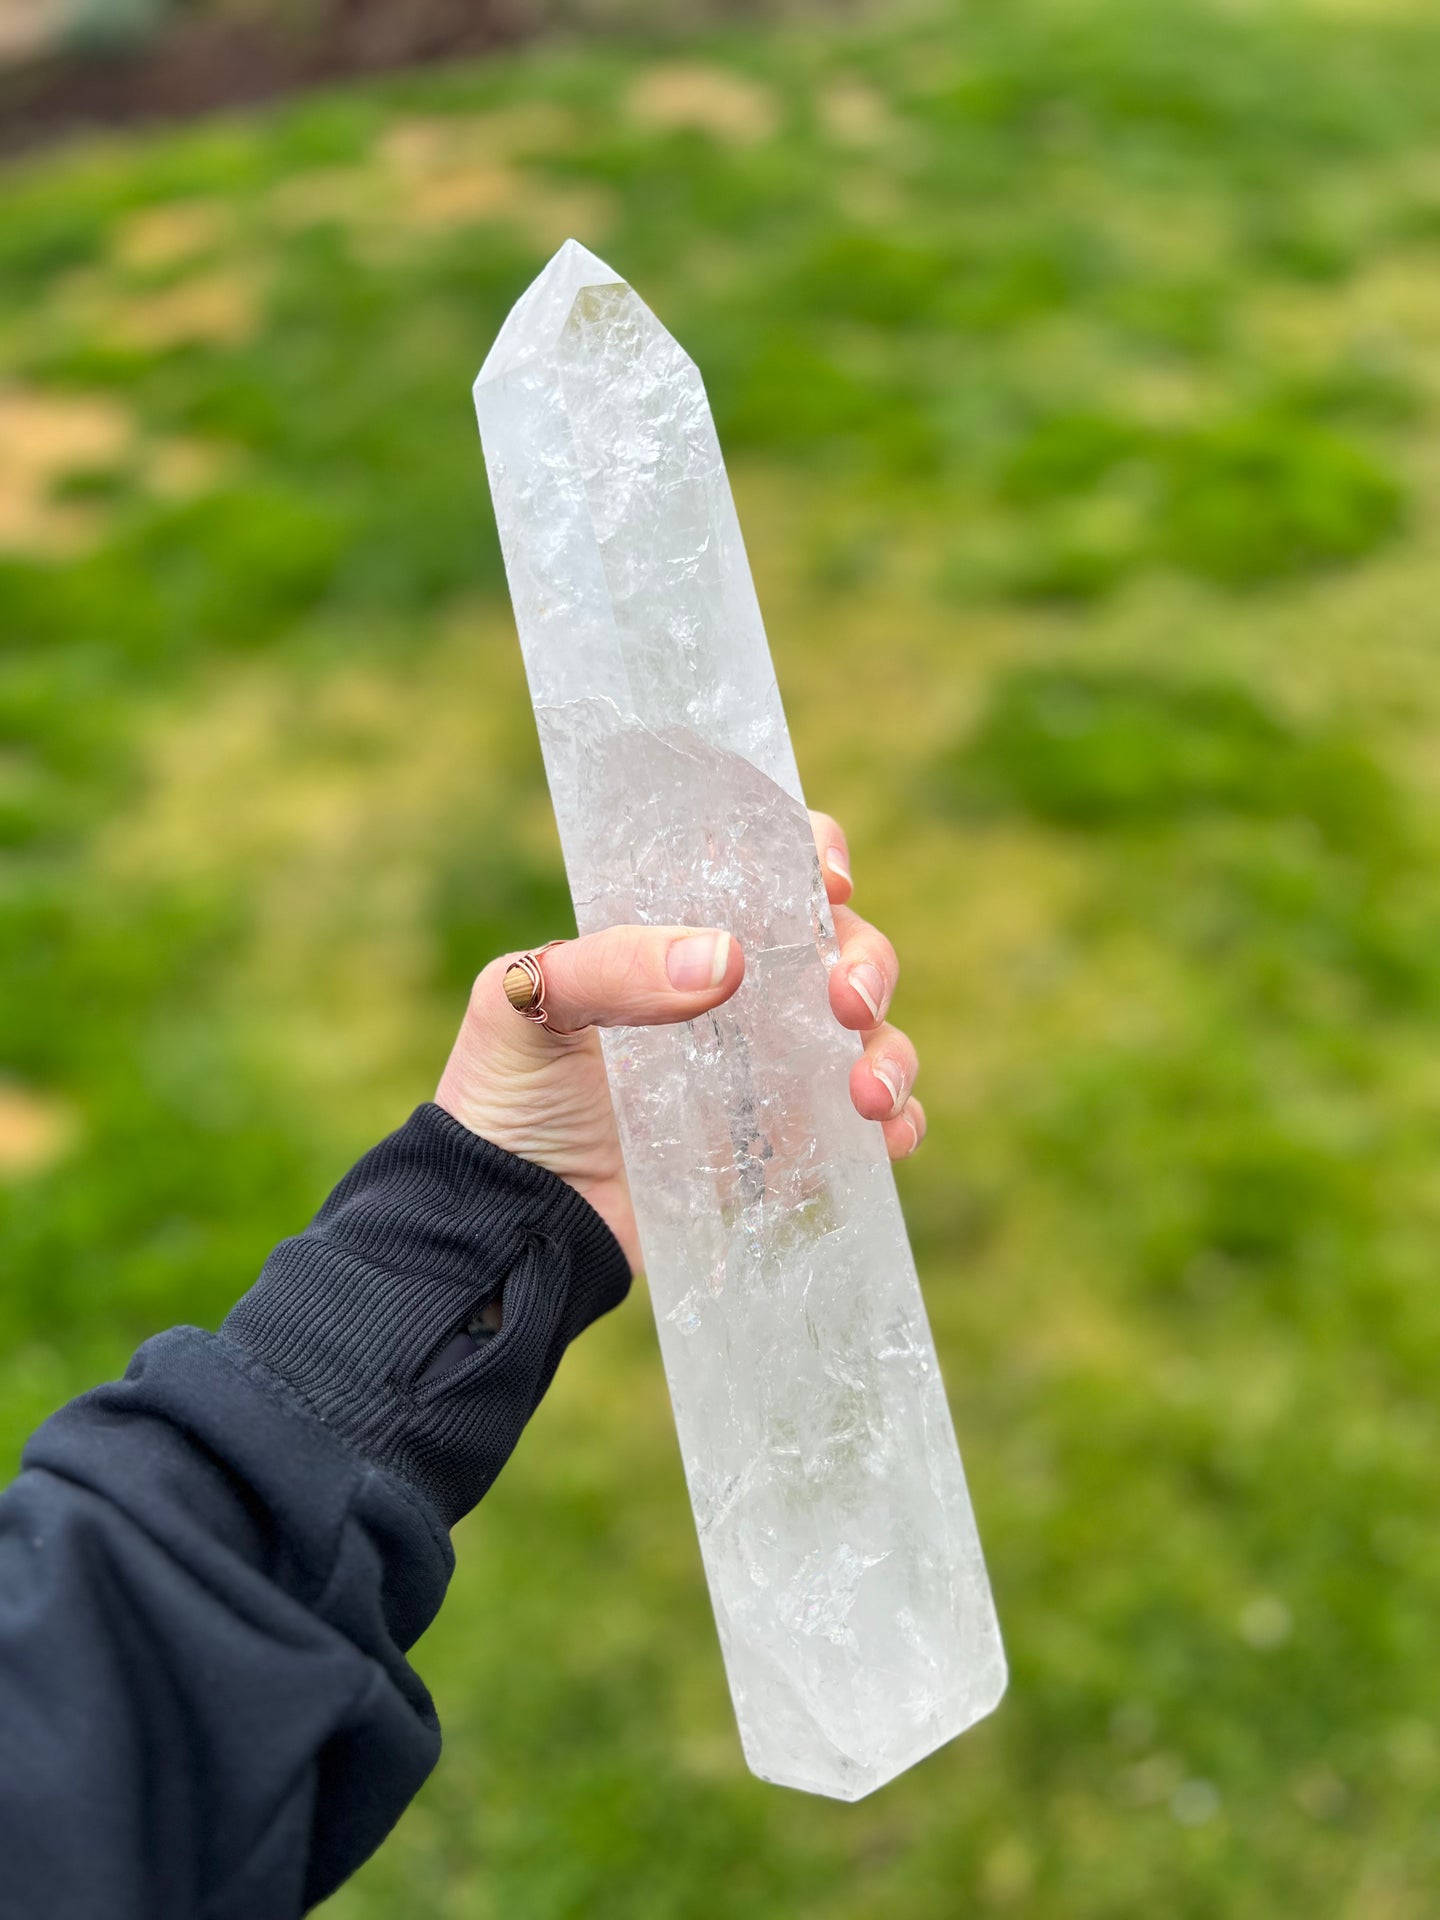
[112, 199, 234, 273]
[109, 269, 262, 351]
[0, 382, 237, 553]
[265, 165, 378, 231]
[377, 105, 577, 176]
[266, 108, 613, 252]
[628, 63, 780, 145]
[1245, 240, 1440, 391]
[145, 434, 237, 499]
[399, 164, 613, 246]
[818, 80, 899, 150]
[406, 161, 520, 227]
[0, 384, 133, 553]
[99, 606, 534, 1133]
[0, 1085, 77, 1179]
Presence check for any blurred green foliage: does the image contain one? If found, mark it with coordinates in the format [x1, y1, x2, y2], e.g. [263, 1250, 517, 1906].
[951, 665, 1399, 840]
[4, 0, 1440, 1913]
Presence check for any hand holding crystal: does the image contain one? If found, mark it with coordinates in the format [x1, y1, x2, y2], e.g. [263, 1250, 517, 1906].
[435, 810, 925, 1275]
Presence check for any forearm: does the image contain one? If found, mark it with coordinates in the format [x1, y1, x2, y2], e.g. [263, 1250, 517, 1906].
[0, 1104, 630, 1919]
[0, 1329, 449, 1920]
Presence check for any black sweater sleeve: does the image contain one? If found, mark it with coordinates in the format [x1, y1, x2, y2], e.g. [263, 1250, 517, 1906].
[0, 1103, 632, 1920]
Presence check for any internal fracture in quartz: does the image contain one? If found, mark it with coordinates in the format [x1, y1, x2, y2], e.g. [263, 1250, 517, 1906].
[474, 241, 1005, 1800]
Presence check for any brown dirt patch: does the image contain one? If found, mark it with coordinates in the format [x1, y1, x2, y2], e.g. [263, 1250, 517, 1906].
[0, 0, 534, 156]
[0, 0, 68, 66]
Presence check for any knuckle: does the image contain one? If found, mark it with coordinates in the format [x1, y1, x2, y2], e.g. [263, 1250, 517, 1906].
[596, 937, 649, 1003]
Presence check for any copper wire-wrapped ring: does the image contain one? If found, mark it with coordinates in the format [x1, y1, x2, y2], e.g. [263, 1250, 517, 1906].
[501, 938, 572, 1031]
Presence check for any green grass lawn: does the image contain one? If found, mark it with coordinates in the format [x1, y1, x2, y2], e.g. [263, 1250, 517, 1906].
[5, 0, 1440, 1911]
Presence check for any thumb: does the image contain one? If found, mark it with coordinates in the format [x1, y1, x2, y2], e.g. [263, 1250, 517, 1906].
[500, 925, 743, 1037]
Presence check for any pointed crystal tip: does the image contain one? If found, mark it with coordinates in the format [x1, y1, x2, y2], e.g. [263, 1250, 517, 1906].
[474, 237, 628, 388]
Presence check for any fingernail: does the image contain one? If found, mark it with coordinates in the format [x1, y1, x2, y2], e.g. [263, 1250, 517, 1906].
[826, 847, 852, 887]
[667, 930, 730, 991]
[849, 962, 885, 1023]
[902, 1110, 921, 1155]
[872, 1058, 904, 1114]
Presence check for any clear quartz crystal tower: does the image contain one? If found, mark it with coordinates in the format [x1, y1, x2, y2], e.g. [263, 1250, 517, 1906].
[474, 241, 1005, 1800]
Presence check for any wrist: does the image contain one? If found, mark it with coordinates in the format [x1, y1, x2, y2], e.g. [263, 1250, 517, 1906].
[222, 1104, 631, 1527]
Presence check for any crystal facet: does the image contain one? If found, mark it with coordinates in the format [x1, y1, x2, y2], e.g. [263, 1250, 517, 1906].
[474, 241, 1005, 1800]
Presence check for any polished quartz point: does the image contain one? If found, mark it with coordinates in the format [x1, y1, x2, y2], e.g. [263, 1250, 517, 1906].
[474, 241, 1005, 1799]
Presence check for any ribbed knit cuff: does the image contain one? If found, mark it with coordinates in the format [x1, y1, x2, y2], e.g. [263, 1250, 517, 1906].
[221, 1104, 632, 1528]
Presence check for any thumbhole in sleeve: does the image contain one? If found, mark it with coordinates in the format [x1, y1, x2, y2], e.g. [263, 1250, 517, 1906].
[418, 1276, 506, 1385]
